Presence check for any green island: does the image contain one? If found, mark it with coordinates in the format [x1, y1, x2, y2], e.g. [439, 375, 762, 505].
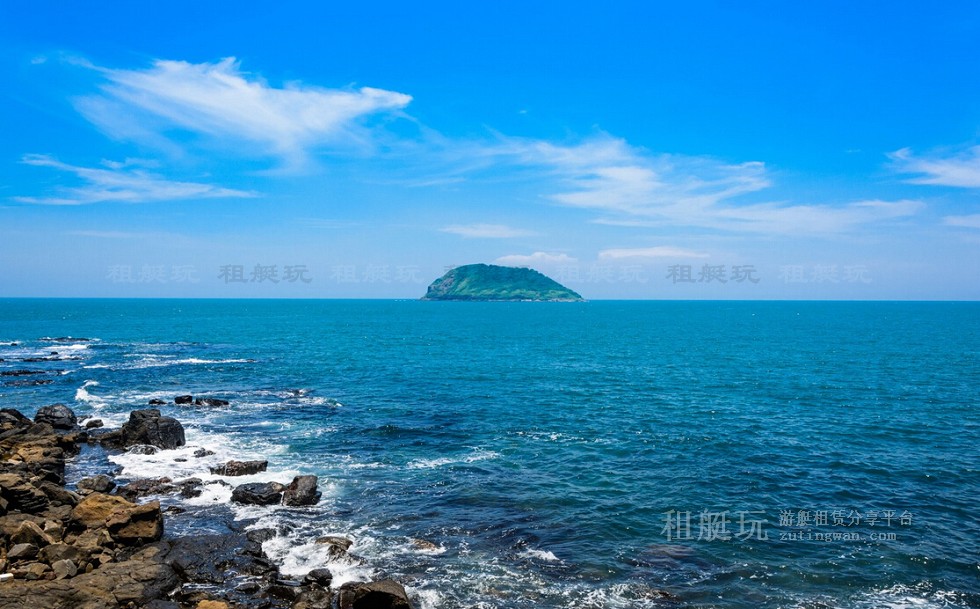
[422, 263, 584, 302]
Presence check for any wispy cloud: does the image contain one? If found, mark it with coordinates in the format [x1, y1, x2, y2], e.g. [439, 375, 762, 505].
[943, 214, 980, 229]
[14, 154, 254, 205]
[494, 252, 577, 267]
[441, 223, 536, 238]
[449, 134, 918, 235]
[598, 246, 709, 260]
[74, 57, 412, 169]
[890, 146, 980, 188]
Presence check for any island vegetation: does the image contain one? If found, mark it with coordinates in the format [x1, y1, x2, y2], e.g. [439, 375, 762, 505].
[422, 264, 584, 302]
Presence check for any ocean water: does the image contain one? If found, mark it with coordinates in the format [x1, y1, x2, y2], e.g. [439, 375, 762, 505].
[0, 298, 977, 609]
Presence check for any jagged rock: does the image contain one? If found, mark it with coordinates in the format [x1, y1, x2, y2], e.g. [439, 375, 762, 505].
[40, 542, 84, 565]
[304, 567, 333, 587]
[338, 579, 413, 609]
[10, 520, 54, 546]
[128, 444, 159, 455]
[230, 482, 283, 506]
[295, 588, 334, 609]
[174, 395, 193, 405]
[51, 558, 77, 579]
[194, 398, 229, 407]
[77, 474, 116, 494]
[0, 473, 50, 513]
[115, 409, 185, 450]
[209, 459, 268, 476]
[7, 542, 38, 560]
[37, 480, 81, 506]
[282, 475, 321, 506]
[33, 404, 77, 430]
[0, 543, 179, 608]
[70, 493, 163, 544]
[84, 419, 104, 429]
[67, 528, 112, 557]
[316, 536, 353, 550]
[115, 477, 174, 501]
[107, 500, 164, 544]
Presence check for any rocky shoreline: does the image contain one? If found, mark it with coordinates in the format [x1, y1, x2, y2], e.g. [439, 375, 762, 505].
[0, 402, 414, 609]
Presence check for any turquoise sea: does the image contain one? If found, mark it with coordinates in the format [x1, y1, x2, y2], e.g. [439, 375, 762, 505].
[0, 299, 977, 608]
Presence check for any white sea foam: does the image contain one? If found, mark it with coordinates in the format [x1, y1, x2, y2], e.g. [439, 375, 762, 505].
[75, 380, 104, 405]
[520, 548, 560, 562]
[407, 448, 499, 469]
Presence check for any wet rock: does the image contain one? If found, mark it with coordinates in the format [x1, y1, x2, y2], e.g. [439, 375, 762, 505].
[304, 567, 333, 587]
[231, 482, 284, 506]
[338, 579, 413, 609]
[115, 477, 174, 501]
[282, 475, 321, 507]
[295, 588, 334, 609]
[128, 444, 159, 455]
[84, 418, 104, 429]
[0, 370, 47, 377]
[193, 448, 215, 458]
[33, 404, 77, 430]
[209, 459, 268, 476]
[117, 409, 185, 450]
[316, 536, 353, 551]
[245, 528, 276, 544]
[175, 395, 193, 405]
[193, 397, 229, 407]
[148, 399, 167, 405]
[77, 474, 116, 494]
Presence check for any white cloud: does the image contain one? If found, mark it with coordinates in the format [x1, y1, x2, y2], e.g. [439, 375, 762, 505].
[15, 154, 254, 205]
[943, 214, 980, 229]
[75, 57, 412, 168]
[441, 223, 536, 238]
[461, 134, 916, 235]
[598, 246, 709, 260]
[890, 146, 980, 188]
[494, 252, 577, 267]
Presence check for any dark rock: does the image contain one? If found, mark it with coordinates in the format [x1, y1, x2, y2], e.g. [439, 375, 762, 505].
[304, 567, 333, 587]
[84, 418, 104, 429]
[231, 482, 283, 506]
[148, 399, 167, 405]
[338, 580, 413, 609]
[77, 474, 116, 494]
[34, 404, 77, 430]
[209, 459, 268, 476]
[282, 475, 321, 507]
[0, 370, 47, 377]
[128, 444, 159, 455]
[245, 528, 276, 544]
[3, 379, 54, 387]
[36, 480, 81, 506]
[194, 397, 230, 406]
[174, 395, 193, 405]
[114, 409, 185, 450]
[0, 473, 50, 513]
[7, 542, 38, 560]
[316, 536, 353, 551]
[193, 448, 215, 458]
[296, 587, 334, 609]
[40, 542, 84, 565]
[115, 477, 174, 501]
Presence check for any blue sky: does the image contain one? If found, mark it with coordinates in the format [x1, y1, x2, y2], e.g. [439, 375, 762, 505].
[2, 1, 979, 299]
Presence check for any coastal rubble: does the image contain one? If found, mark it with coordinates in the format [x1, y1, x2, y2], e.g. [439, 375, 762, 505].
[0, 402, 414, 609]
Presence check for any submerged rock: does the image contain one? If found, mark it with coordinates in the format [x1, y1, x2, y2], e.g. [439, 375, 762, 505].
[194, 397, 229, 407]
